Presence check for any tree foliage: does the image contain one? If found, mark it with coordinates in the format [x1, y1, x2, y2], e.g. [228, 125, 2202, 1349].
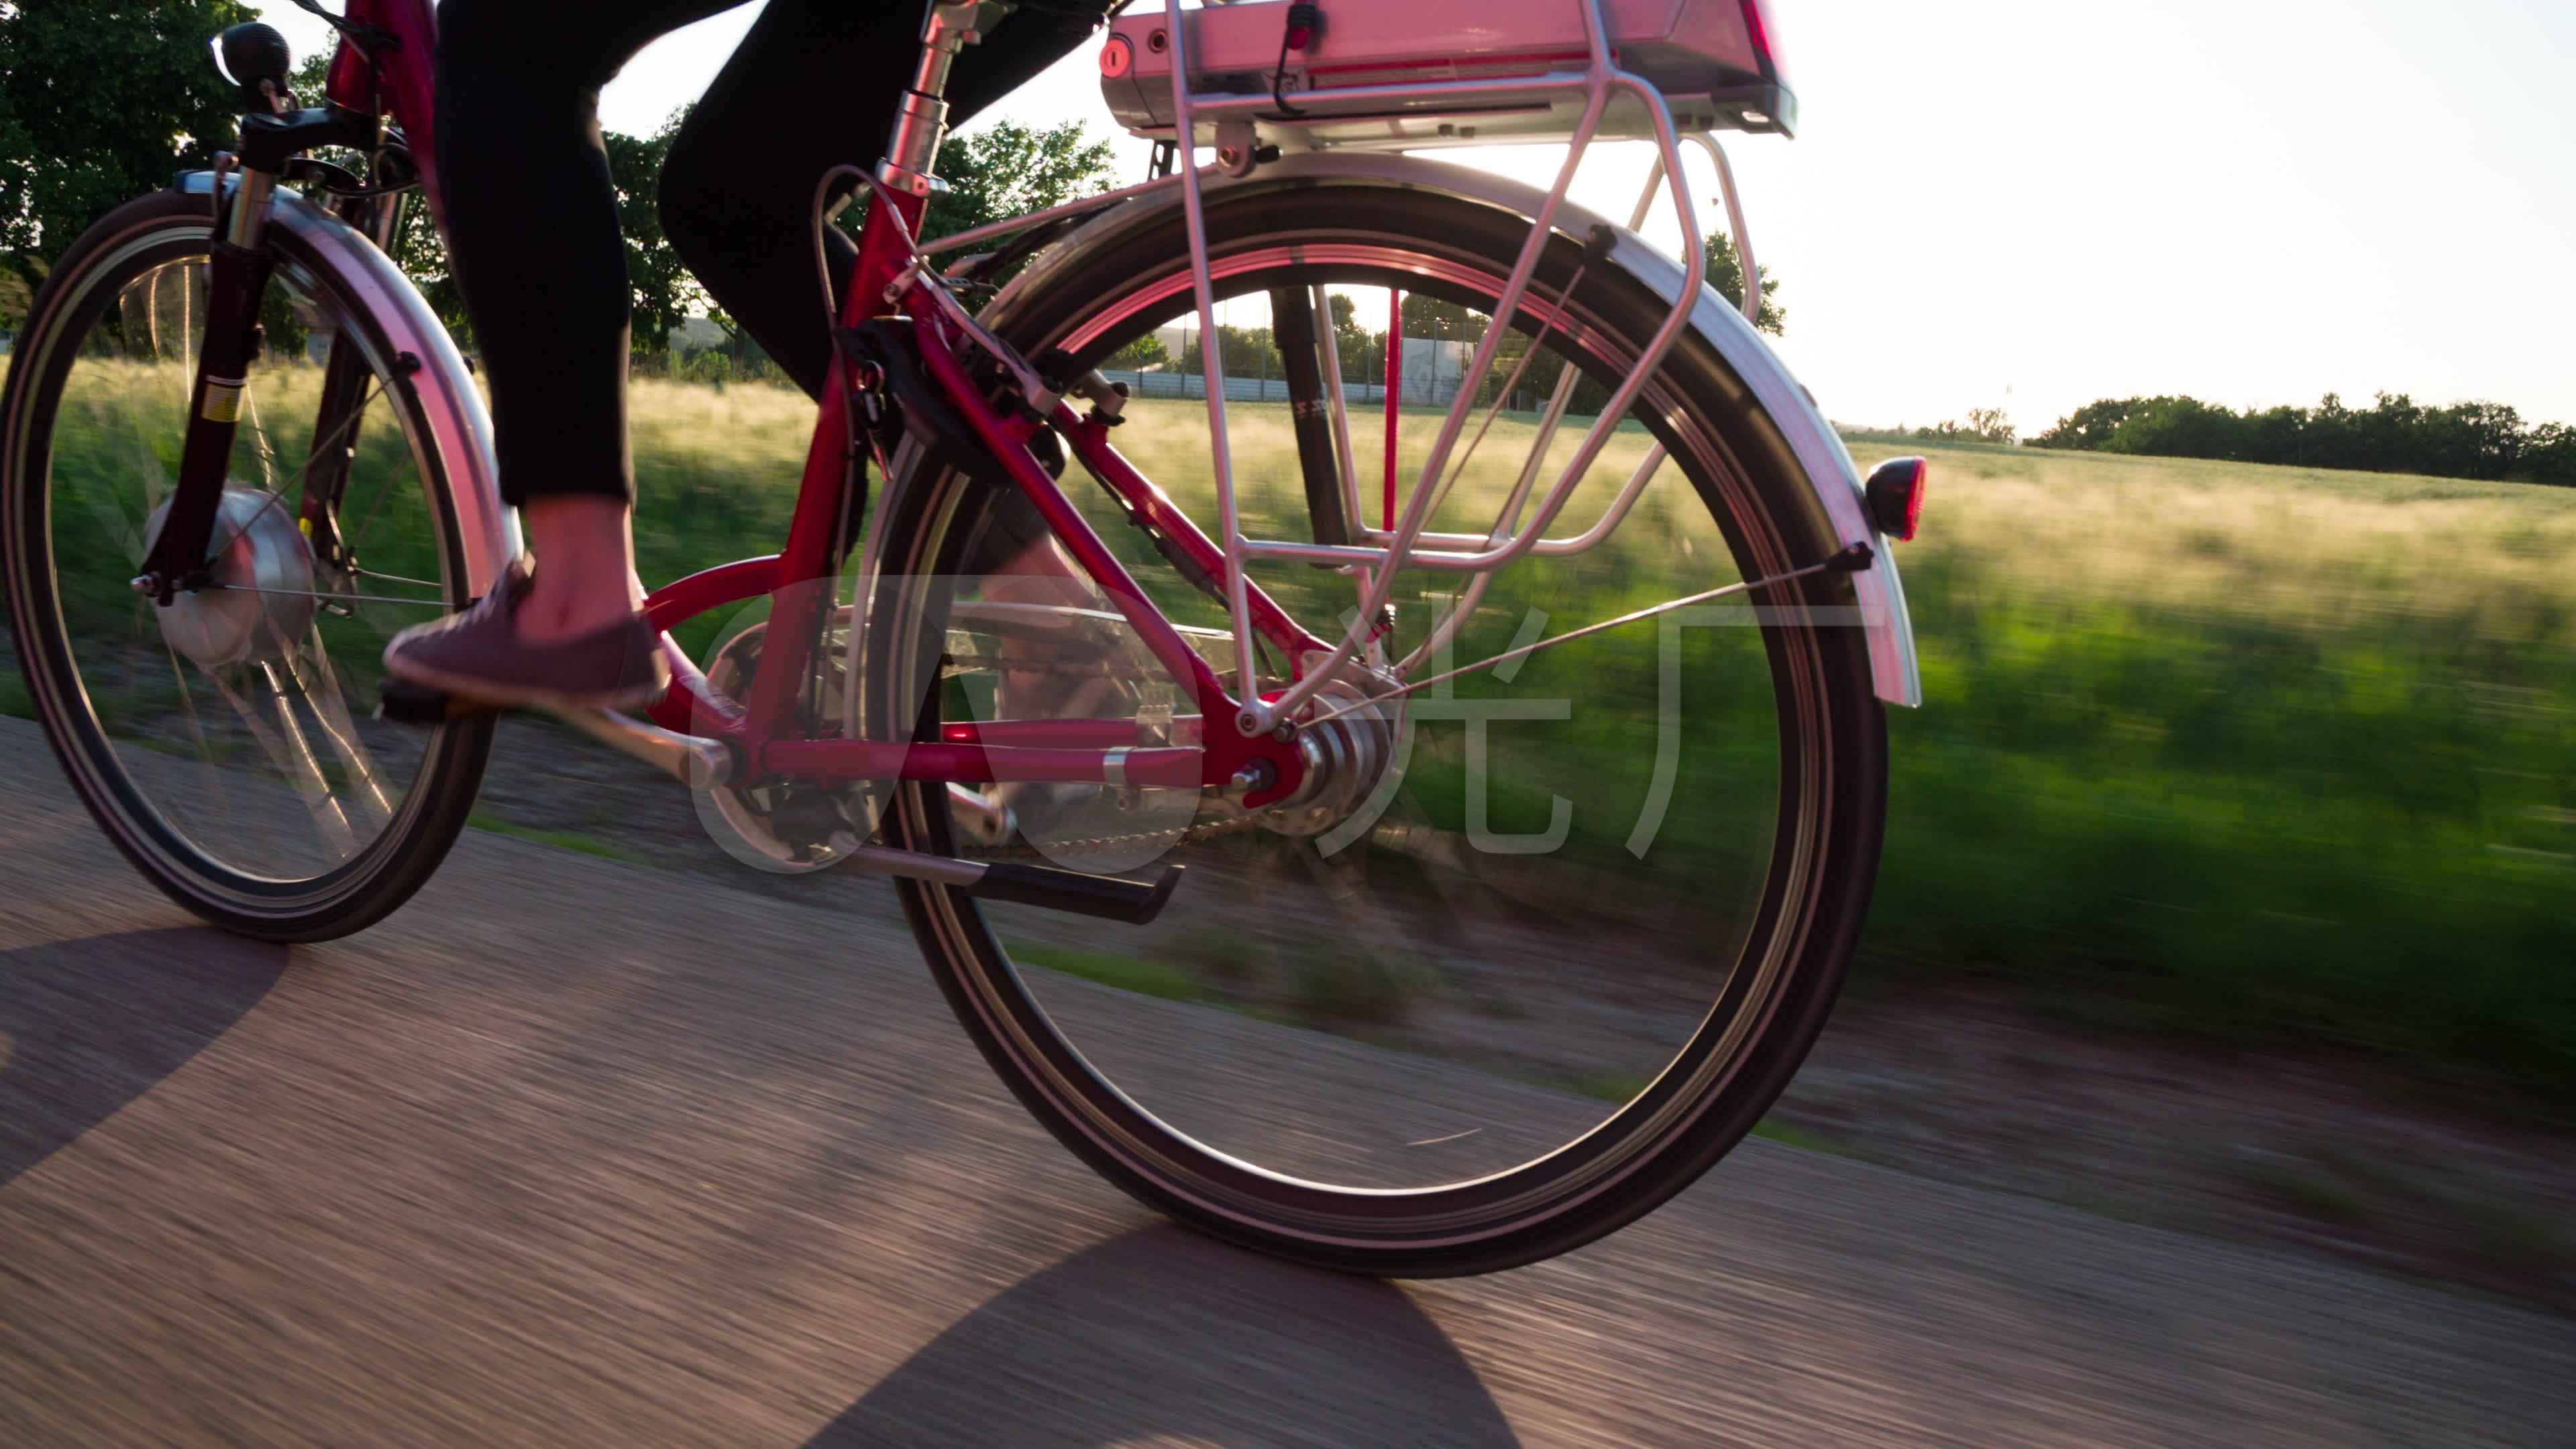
[1102, 333, 1169, 370]
[1707, 232, 1782, 335]
[1, 0, 255, 323]
[602, 112, 704, 351]
[1177, 322, 1285, 377]
[2031, 391, 2575, 486]
[239, 83, 1114, 357]
[1907, 408, 2017, 445]
[918, 119, 1115, 243]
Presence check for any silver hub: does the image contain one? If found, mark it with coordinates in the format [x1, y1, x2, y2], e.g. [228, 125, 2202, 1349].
[142, 486, 317, 669]
[1260, 673, 1401, 838]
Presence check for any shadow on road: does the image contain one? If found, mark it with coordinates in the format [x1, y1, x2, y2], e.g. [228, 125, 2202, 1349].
[806, 1226, 1521, 1448]
[0, 926, 285, 1186]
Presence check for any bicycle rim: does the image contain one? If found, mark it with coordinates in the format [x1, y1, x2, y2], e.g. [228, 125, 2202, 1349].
[869, 186, 1883, 1268]
[3, 195, 488, 934]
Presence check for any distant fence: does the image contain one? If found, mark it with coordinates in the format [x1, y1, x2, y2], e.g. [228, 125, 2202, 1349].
[1104, 368, 1391, 406]
[1101, 367, 1523, 410]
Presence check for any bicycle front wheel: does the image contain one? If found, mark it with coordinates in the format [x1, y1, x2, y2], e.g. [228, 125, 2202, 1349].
[867, 180, 1887, 1275]
[1, 186, 491, 941]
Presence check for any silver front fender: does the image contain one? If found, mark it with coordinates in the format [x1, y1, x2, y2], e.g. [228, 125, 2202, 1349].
[989, 151, 1923, 708]
[178, 172, 516, 598]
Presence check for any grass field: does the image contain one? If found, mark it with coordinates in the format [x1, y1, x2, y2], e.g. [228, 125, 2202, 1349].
[11, 365, 2576, 1111]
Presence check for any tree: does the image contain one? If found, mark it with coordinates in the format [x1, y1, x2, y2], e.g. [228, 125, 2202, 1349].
[1, 0, 255, 320]
[0, 253, 38, 333]
[1708, 232, 1784, 335]
[1103, 333, 1169, 370]
[602, 111, 706, 351]
[1401, 294, 1490, 346]
[2420, 400, 2523, 481]
[2030, 398, 2139, 451]
[2030, 388, 2575, 484]
[825, 118, 1114, 310]
[920, 119, 1115, 243]
[2103, 396, 2245, 459]
[1325, 290, 1377, 380]
[1177, 323, 1282, 377]
[2524, 423, 2576, 488]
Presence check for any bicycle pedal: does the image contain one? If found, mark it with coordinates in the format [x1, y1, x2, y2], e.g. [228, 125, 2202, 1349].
[376, 678, 499, 724]
[965, 860, 1185, 926]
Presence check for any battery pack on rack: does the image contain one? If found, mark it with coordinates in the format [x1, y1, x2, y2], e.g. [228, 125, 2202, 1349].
[1097, 0, 1795, 151]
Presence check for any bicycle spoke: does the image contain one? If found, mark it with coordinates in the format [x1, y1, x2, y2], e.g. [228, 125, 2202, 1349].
[286, 629, 394, 828]
[215, 582, 449, 609]
[354, 566, 442, 590]
[193, 659, 356, 861]
[1307, 551, 1854, 731]
[164, 638, 233, 826]
[205, 374, 394, 566]
[1413, 262, 1591, 534]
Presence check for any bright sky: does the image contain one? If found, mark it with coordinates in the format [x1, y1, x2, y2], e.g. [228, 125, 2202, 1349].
[258, 0, 2576, 433]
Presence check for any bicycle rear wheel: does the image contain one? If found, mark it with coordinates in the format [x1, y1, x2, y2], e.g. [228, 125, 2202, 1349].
[867, 182, 1886, 1275]
[1, 187, 490, 941]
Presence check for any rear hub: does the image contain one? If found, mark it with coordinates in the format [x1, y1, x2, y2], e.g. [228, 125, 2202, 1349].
[1257, 672, 1401, 838]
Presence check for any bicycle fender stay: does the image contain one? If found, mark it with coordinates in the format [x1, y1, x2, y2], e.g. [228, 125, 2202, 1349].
[176, 170, 517, 600]
[983, 151, 1923, 709]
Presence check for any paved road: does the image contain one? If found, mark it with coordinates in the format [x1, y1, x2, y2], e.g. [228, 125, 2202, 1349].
[2, 718, 2571, 1447]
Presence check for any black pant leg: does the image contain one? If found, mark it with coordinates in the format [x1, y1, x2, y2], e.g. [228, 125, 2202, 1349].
[433, 0, 743, 505]
[659, 1, 1115, 401]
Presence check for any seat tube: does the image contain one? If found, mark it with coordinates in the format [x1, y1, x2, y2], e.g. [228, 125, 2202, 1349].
[877, 0, 993, 203]
[752, 3, 996, 744]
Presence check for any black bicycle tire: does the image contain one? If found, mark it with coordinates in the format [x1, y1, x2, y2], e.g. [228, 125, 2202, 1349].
[0, 186, 493, 943]
[866, 181, 1888, 1276]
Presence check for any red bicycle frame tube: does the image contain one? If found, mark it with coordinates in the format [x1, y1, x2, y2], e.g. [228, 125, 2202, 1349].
[329, 0, 443, 221]
[319, 3, 1310, 803]
[1052, 407, 1326, 665]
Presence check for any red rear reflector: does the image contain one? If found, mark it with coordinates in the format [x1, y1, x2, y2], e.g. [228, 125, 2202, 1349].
[1864, 457, 1927, 542]
[1740, 0, 1788, 84]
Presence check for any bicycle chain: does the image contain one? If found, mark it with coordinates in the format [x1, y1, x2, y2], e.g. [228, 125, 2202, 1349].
[955, 808, 1267, 861]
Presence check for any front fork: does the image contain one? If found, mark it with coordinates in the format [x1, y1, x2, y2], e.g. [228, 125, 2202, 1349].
[138, 164, 280, 602]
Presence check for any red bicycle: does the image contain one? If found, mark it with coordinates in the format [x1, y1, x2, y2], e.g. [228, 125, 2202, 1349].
[1, 0, 1925, 1274]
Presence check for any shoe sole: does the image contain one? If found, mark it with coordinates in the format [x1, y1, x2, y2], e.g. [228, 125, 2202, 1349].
[381, 653, 670, 715]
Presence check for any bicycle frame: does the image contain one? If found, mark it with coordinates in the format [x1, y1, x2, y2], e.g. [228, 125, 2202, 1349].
[307, 0, 1320, 806]
[287, 0, 1910, 819]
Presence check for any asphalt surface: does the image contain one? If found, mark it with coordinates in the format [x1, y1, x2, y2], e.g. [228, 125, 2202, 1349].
[2, 717, 2571, 1447]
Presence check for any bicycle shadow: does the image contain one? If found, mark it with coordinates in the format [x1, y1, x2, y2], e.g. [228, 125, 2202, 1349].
[0, 926, 286, 1187]
[804, 1226, 1522, 1448]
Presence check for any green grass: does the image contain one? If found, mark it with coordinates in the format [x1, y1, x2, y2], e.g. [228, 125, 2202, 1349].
[21, 349, 2576, 1112]
[1748, 1118, 1856, 1157]
[464, 808, 647, 866]
[2229, 1140, 2576, 1283]
[1010, 940, 1215, 1003]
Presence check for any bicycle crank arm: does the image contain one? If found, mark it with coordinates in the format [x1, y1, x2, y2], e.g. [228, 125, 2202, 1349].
[554, 708, 733, 792]
[378, 680, 734, 790]
[826, 833, 1183, 926]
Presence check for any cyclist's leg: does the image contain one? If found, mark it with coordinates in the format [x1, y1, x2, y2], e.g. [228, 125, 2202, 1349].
[659, 1, 1116, 398]
[659, 2, 1118, 723]
[386, 0, 738, 706]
